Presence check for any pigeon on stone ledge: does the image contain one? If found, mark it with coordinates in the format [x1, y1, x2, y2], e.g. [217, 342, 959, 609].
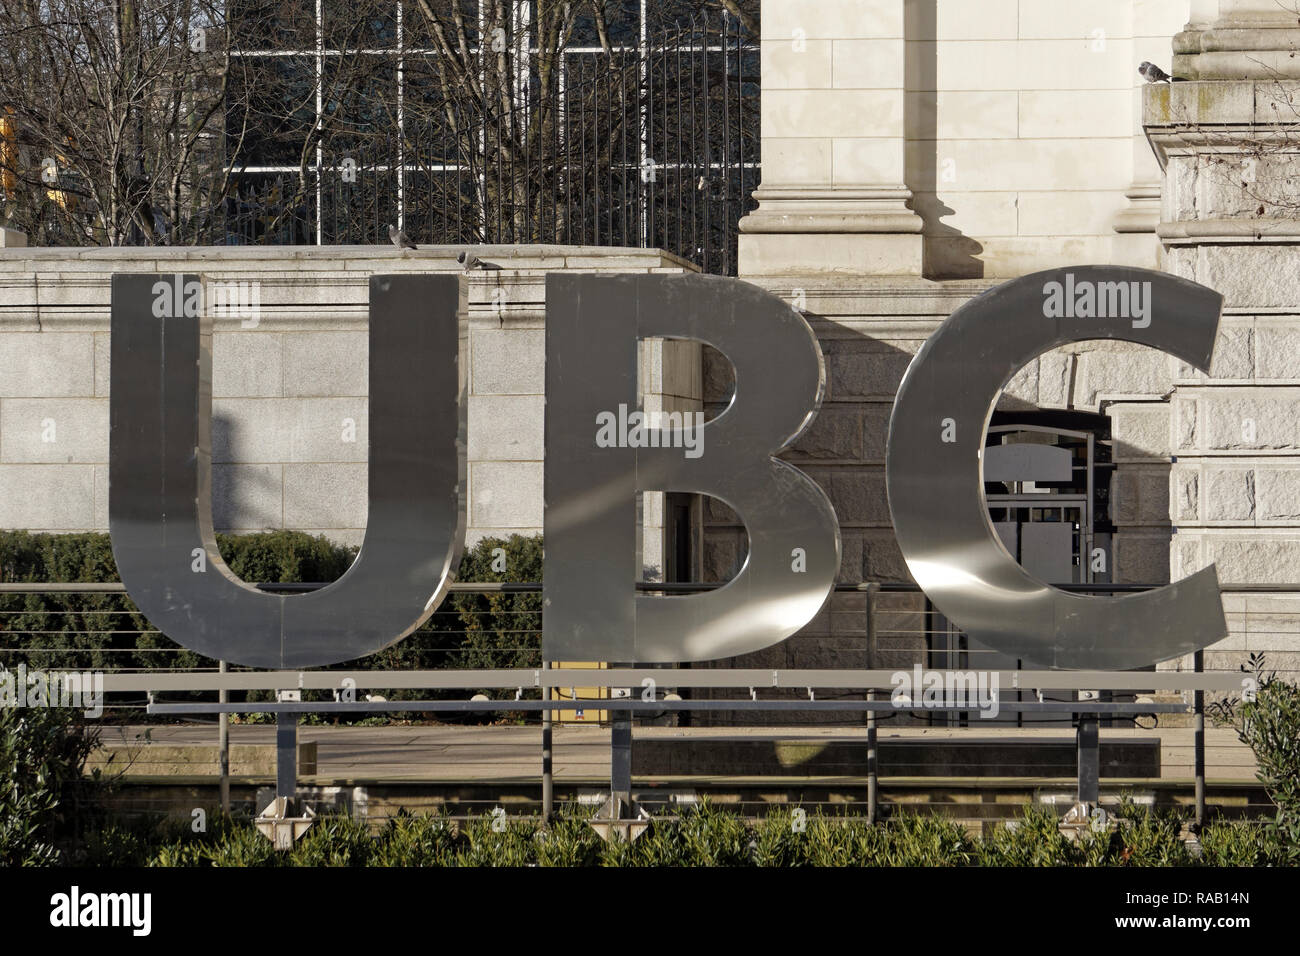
[1139, 61, 1184, 83]
[388, 223, 418, 250]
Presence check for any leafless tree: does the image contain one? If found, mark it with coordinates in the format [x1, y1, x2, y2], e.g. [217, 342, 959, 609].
[0, 1, 263, 244]
[0, 0, 758, 248]
[391, 0, 757, 244]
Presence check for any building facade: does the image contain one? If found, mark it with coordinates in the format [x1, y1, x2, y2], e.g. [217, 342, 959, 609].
[1, 0, 1298, 709]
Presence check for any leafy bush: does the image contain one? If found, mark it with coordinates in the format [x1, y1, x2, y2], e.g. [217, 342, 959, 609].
[291, 814, 376, 867]
[456, 817, 543, 867]
[147, 813, 267, 867]
[973, 806, 1083, 867]
[881, 813, 975, 866]
[1240, 679, 1300, 862]
[370, 810, 459, 866]
[362, 534, 542, 684]
[202, 819, 283, 867]
[453, 535, 543, 670]
[629, 800, 752, 866]
[0, 531, 153, 672]
[798, 815, 858, 866]
[750, 808, 808, 867]
[838, 818, 892, 867]
[213, 531, 356, 584]
[1198, 819, 1285, 866]
[0, 529, 357, 673]
[533, 813, 602, 867]
[79, 816, 173, 867]
[1111, 802, 1195, 867]
[0, 705, 100, 865]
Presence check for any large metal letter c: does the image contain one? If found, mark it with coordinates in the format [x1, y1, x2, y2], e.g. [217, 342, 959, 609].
[887, 266, 1227, 669]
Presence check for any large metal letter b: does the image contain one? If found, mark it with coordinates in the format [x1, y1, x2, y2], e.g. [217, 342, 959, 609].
[543, 273, 840, 662]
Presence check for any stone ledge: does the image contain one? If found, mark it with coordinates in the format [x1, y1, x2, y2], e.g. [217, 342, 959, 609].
[86, 741, 317, 778]
[0, 243, 697, 270]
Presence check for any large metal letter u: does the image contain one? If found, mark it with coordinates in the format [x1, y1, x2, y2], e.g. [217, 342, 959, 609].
[109, 274, 467, 669]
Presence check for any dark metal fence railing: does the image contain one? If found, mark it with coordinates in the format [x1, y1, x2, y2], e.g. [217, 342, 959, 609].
[303, 13, 759, 275]
[15, 14, 759, 278]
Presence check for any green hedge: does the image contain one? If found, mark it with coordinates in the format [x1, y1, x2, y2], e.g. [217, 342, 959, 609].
[364, 533, 542, 676]
[0, 530, 541, 677]
[117, 801, 1298, 868]
[1, 531, 158, 672]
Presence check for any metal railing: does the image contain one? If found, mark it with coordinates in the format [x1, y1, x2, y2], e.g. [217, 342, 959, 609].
[3, 580, 1290, 693]
[5, 579, 1279, 825]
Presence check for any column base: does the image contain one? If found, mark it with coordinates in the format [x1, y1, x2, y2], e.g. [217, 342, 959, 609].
[739, 231, 924, 277]
[737, 186, 924, 277]
[1113, 185, 1162, 234]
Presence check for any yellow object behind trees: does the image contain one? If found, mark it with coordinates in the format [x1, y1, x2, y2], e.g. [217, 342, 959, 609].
[1, 108, 17, 199]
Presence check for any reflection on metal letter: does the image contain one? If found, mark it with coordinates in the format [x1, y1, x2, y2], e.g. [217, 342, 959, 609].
[109, 274, 467, 668]
[544, 273, 840, 662]
[887, 266, 1226, 668]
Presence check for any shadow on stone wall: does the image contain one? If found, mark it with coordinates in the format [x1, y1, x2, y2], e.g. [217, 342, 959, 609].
[691, 328, 1178, 725]
[693, 326, 927, 726]
[209, 411, 287, 538]
[905, 0, 985, 280]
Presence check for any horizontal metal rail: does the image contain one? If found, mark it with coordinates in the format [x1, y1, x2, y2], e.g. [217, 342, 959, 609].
[148, 699, 1191, 716]
[4, 581, 1294, 594]
[104, 668, 1245, 693]
[0, 580, 1268, 695]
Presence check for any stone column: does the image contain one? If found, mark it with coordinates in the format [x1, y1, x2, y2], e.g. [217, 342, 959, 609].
[1174, 0, 1300, 78]
[737, 0, 922, 277]
[1113, 1, 1199, 255]
[1146, 0, 1300, 678]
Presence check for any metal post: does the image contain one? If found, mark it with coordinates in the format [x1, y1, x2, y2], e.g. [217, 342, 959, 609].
[276, 711, 298, 801]
[218, 660, 230, 816]
[542, 664, 554, 821]
[1194, 648, 1206, 829]
[865, 583, 878, 824]
[313, 0, 324, 244]
[866, 688, 878, 825]
[1076, 714, 1100, 806]
[611, 709, 633, 807]
[863, 582, 878, 667]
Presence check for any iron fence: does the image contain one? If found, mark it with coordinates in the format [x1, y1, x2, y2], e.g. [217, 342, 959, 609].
[13, 12, 759, 276]
[231, 13, 758, 274]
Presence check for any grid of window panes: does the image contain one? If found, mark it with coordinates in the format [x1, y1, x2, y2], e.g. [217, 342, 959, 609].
[223, 1, 759, 275]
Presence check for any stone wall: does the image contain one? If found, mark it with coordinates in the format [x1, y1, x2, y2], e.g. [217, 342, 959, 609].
[741, 0, 1193, 279]
[1145, 30, 1300, 682]
[0, 245, 695, 550]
